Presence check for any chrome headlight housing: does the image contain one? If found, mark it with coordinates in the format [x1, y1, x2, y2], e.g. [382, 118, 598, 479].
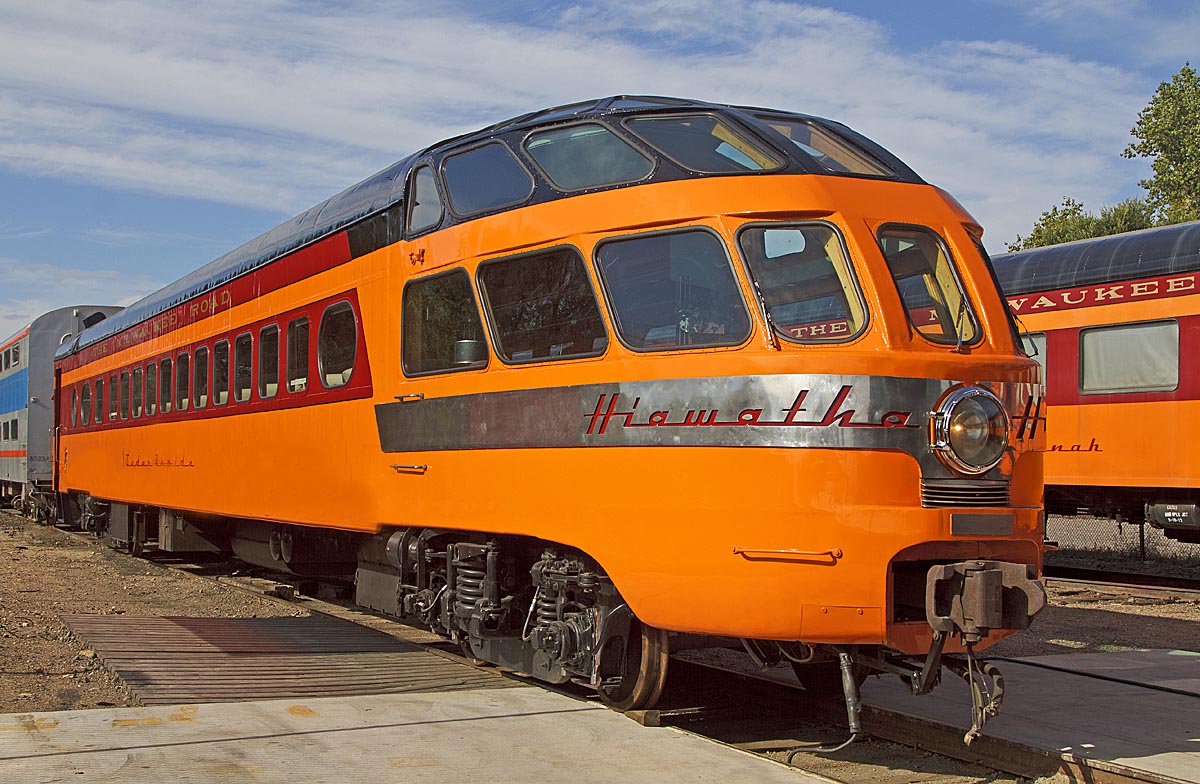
[930, 385, 1010, 475]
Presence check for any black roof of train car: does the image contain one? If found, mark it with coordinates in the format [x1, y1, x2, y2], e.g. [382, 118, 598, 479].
[992, 219, 1200, 296]
[57, 95, 922, 360]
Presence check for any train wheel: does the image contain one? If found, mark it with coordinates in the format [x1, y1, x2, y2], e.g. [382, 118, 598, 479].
[597, 619, 669, 711]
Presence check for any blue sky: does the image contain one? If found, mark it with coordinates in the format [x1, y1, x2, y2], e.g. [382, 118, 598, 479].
[1, 0, 1195, 339]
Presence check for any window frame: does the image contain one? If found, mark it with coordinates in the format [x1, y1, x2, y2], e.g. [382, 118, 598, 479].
[212, 339, 230, 406]
[521, 121, 656, 193]
[1079, 319, 1180, 395]
[476, 244, 609, 365]
[119, 371, 130, 420]
[144, 363, 157, 416]
[621, 112, 784, 175]
[159, 357, 173, 414]
[175, 351, 190, 412]
[259, 324, 280, 399]
[401, 268, 490, 378]
[317, 301, 358, 389]
[752, 113, 895, 178]
[734, 220, 870, 346]
[108, 375, 118, 421]
[81, 382, 92, 426]
[876, 223, 982, 348]
[593, 225, 754, 353]
[286, 317, 310, 393]
[131, 366, 143, 418]
[233, 332, 253, 403]
[193, 345, 210, 409]
[404, 163, 445, 239]
[439, 140, 536, 219]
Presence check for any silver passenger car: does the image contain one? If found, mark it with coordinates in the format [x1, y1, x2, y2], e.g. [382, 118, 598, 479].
[0, 306, 121, 518]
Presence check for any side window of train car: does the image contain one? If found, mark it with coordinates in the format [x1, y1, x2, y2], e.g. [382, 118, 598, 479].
[81, 383, 91, 426]
[160, 358, 173, 414]
[119, 371, 130, 420]
[132, 367, 143, 418]
[287, 318, 309, 392]
[234, 333, 253, 403]
[407, 166, 443, 236]
[1080, 320, 1178, 394]
[213, 340, 230, 405]
[194, 347, 209, 409]
[478, 247, 607, 362]
[524, 124, 653, 191]
[108, 376, 118, 421]
[11, 419, 16, 441]
[595, 228, 752, 350]
[259, 325, 279, 399]
[318, 302, 357, 388]
[441, 143, 534, 217]
[145, 364, 157, 416]
[176, 352, 191, 412]
[877, 225, 979, 346]
[737, 223, 868, 343]
[624, 114, 782, 173]
[71, 388, 78, 428]
[11, 344, 17, 366]
[402, 270, 488, 375]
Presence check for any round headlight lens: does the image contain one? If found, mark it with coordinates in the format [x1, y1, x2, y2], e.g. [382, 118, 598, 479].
[932, 386, 1009, 474]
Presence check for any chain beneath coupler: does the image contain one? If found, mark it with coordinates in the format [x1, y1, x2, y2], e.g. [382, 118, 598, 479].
[944, 643, 1005, 744]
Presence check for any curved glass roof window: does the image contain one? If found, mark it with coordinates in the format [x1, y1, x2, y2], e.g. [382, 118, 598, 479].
[524, 124, 654, 191]
[625, 114, 782, 174]
[738, 223, 867, 343]
[442, 142, 535, 216]
[878, 225, 979, 346]
[596, 228, 752, 350]
[756, 116, 893, 176]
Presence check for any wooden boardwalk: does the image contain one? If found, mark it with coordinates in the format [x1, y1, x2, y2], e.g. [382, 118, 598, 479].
[63, 613, 513, 705]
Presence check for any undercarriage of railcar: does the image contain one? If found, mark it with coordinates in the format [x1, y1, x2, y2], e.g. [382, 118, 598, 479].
[62, 494, 1045, 743]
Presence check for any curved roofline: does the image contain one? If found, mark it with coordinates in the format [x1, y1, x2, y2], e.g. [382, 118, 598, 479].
[61, 95, 921, 360]
[992, 219, 1200, 297]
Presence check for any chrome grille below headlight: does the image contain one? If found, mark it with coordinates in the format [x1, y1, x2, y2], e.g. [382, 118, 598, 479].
[921, 479, 1010, 508]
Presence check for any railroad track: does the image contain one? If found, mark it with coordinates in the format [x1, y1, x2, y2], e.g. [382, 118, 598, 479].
[48, 525, 1185, 784]
[1044, 565, 1200, 600]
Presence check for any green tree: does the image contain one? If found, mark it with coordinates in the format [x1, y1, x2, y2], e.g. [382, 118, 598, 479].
[1006, 197, 1156, 251]
[1123, 62, 1200, 223]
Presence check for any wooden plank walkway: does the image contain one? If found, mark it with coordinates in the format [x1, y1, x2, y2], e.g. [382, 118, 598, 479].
[63, 614, 514, 705]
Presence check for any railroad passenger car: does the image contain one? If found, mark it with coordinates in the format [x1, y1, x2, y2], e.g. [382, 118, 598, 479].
[994, 220, 1200, 543]
[0, 306, 120, 518]
[55, 97, 1044, 734]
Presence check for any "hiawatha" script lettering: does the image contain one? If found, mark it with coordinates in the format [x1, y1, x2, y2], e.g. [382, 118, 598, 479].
[585, 385, 916, 436]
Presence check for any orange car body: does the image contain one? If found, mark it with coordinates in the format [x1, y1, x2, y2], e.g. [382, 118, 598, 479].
[56, 98, 1043, 660]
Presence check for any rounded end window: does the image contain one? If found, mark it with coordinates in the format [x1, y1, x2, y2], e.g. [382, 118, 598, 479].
[930, 386, 1009, 475]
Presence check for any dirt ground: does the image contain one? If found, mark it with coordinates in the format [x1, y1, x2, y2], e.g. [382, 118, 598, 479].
[0, 511, 305, 714]
[2, 510, 1198, 715]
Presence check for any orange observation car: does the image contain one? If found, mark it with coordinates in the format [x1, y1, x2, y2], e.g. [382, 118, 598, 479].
[54, 96, 1045, 738]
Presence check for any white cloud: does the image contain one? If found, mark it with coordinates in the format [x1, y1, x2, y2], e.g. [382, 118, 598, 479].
[0, 0, 1167, 254]
[0, 258, 160, 341]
